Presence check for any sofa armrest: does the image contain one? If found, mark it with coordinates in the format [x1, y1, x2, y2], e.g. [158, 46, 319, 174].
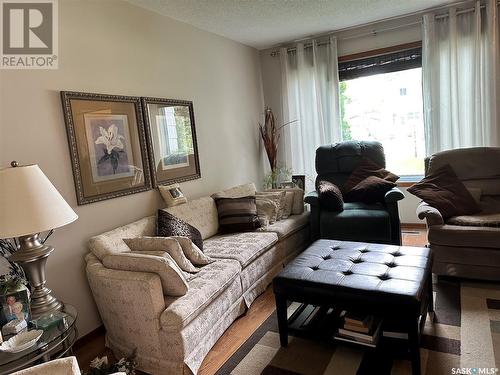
[416, 202, 444, 226]
[85, 254, 166, 358]
[384, 187, 405, 203]
[304, 191, 319, 206]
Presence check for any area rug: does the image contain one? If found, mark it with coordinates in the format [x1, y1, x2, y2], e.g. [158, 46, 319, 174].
[216, 279, 500, 375]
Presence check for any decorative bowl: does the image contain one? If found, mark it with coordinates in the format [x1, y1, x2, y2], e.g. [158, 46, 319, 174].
[0, 330, 43, 353]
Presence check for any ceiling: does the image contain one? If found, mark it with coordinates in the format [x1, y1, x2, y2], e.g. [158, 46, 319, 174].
[127, 0, 456, 50]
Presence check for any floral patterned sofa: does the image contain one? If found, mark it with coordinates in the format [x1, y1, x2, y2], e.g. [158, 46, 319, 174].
[85, 183, 310, 374]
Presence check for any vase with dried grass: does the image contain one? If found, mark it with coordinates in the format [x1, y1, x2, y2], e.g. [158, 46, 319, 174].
[258, 107, 296, 188]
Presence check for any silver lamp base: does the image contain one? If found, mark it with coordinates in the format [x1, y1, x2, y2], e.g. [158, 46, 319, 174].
[9, 234, 63, 319]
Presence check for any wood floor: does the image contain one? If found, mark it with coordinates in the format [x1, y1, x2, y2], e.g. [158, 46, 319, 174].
[74, 226, 427, 375]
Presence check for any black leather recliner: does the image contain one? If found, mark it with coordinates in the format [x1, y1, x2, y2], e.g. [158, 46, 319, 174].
[304, 141, 404, 245]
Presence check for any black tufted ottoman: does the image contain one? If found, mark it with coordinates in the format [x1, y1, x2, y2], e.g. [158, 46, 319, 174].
[273, 239, 433, 375]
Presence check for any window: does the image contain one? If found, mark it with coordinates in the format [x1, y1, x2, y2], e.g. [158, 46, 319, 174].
[339, 47, 425, 178]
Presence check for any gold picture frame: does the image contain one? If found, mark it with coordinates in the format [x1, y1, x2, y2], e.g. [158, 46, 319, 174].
[61, 91, 152, 205]
[141, 97, 201, 187]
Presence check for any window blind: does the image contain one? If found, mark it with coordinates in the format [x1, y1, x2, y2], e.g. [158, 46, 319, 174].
[338, 47, 422, 81]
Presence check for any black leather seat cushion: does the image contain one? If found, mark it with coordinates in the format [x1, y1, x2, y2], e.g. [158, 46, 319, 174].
[319, 203, 391, 243]
[274, 240, 432, 310]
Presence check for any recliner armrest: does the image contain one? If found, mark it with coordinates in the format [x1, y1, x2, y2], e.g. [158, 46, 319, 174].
[416, 202, 444, 226]
[304, 191, 319, 206]
[384, 187, 404, 203]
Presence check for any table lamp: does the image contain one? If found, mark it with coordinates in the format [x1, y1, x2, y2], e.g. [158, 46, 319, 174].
[0, 162, 78, 318]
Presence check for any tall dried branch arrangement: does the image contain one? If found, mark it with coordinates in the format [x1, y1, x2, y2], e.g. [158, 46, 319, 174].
[259, 107, 279, 171]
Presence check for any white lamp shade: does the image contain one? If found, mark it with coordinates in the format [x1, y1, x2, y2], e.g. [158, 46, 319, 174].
[0, 164, 78, 238]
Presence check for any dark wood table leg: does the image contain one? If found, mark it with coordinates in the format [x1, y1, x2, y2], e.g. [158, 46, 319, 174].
[408, 315, 421, 375]
[275, 292, 288, 347]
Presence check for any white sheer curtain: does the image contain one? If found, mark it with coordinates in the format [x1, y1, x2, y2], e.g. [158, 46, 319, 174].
[280, 36, 341, 187]
[422, 0, 500, 155]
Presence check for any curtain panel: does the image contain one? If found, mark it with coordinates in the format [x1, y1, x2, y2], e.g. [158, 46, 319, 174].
[280, 36, 341, 188]
[422, 0, 500, 155]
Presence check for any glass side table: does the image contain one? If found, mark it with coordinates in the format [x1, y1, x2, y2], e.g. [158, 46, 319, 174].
[0, 304, 77, 374]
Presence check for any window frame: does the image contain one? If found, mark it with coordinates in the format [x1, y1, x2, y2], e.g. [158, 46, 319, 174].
[338, 41, 425, 183]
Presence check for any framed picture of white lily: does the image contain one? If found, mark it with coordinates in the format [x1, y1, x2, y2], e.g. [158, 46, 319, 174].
[141, 97, 201, 187]
[61, 91, 152, 205]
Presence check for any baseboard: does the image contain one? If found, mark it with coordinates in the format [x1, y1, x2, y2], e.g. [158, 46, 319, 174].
[73, 324, 105, 351]
[401, 223, 427, 230]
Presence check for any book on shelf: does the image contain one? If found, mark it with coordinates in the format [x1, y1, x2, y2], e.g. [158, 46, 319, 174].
[382, 331, 408, 340]
[338, 319, 382, 344]
[343, 322, 370, 333]
[343, 311, 373, 328]
[334, 335, 377, 348]
[334, 317, 382, 347]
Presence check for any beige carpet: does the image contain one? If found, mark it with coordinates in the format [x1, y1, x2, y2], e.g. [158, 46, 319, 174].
[217, 280, 500, 375]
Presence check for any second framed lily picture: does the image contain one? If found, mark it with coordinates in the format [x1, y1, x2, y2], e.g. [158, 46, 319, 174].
[142, 97, 201, 187]
[61, 92, 152, 205]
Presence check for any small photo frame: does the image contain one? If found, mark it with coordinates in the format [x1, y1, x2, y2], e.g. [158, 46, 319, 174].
[0, 288, 31, 328]
[292, 175, 306, 190]
[158, 183, 187, 207]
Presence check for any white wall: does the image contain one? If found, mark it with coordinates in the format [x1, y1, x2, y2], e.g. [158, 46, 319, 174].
[0, 0, 264, 336]
[259, 15, 424, 223]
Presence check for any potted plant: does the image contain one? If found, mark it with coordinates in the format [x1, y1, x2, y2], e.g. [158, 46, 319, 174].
[258, 107, 296, 188]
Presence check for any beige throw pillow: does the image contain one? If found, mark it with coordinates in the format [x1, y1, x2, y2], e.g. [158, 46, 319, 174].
[269, 188, 304, 215]
[256, 197, 278, 227]
[103, 252, 188, 296]
[257, 191, 286, 220]
[123, 237, 199, 273]
[134, 250, 196, 281]
[171, 236, 214, 266]
[282, 191, 294, 219]
[211, 183, 257, 198]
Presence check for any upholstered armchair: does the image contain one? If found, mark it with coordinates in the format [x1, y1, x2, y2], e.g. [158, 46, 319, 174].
[416, 147, 500, 281]
[305, 141, 404, 245]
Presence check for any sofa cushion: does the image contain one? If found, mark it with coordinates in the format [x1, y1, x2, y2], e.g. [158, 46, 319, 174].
[160, 259, 241, 330]
[319, 205, 391, 243]
[408, 164, 480, 219]
[447, 213, 500, 228]
[429, 224, 500, 248]
[214, 196, 261, 234]
[268, 188, 304, 215]
[256, 197, 278, 227]
[172, 236, 214, 266]
[203, 232, 278, 267]
[345, 176, 397, 203]
[157, 210, 204, 251]
[103, 252, 188, 296]
[165, 196, 218, 240]
[257, 191, 286, 220]
[89, 216, 156, 261]
[343, 158, 399, 192]
[123, 236, 199, 273]
[211, 183, 257, 198]
[259, 211, 310, 240]
[317, 181, 344, 211]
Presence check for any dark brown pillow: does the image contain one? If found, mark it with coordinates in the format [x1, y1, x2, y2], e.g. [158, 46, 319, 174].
[214, 196, 261, 234]
[156, 209, 203, 251]
[345, 176, 396, 203]
[343, 158, 399, 192]
[317, 181, 344, 211]
[407, 164, 480, 219]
